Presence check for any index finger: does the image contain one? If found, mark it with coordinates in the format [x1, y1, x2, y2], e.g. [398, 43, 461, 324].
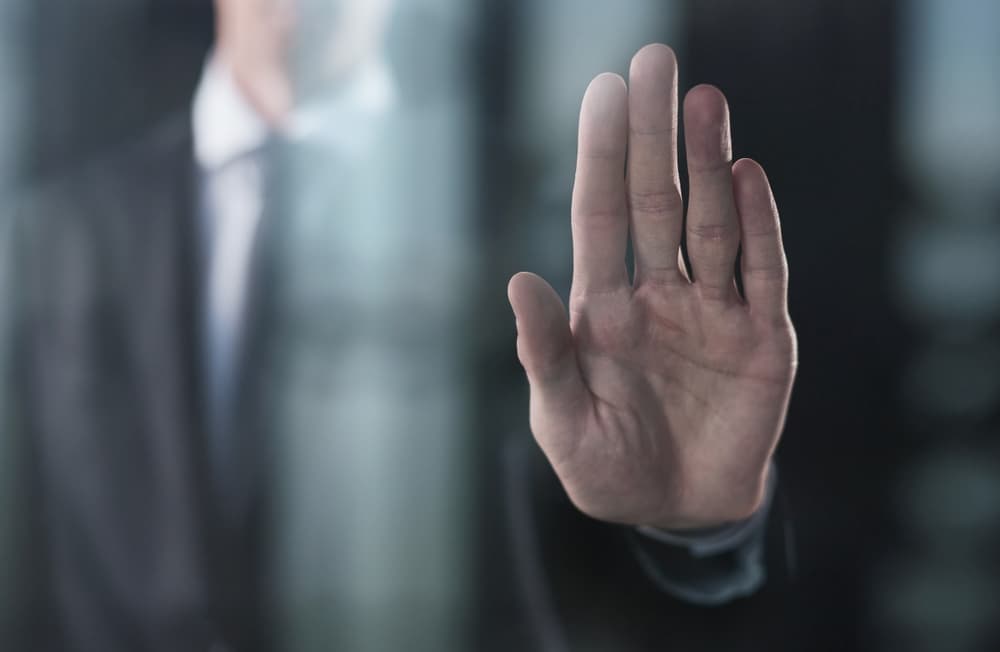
[571, 73, 630, 298]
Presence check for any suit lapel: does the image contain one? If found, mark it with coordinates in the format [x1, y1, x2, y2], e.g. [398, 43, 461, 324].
[112, 114, 217, 612]
[24, 113, 221, 648]
[126, 115, 277, 648]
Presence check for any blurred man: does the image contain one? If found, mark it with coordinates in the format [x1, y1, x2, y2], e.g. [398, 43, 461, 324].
[0, 1, 795, 651]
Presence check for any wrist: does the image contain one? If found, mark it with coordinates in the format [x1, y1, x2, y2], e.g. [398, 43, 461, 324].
[637, 462, 777, 557]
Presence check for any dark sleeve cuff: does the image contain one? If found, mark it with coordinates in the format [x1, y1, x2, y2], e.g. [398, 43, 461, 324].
[627, 463, 777, 605]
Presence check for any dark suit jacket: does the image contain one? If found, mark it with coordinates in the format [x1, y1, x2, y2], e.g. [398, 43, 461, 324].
[0, 117, 790, 652]
[486, 435, 793, 652]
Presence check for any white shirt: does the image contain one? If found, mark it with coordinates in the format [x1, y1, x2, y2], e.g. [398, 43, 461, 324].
[191, 53, 394, 489]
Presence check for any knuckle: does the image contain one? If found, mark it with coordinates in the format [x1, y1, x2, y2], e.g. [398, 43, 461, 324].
[742, 225, 779, 239]
[629, 125, 678, 141]
[744, 260, 787, 282]
[629, 188, 684, 216]
[688, 222, 736, 243]
[574, 208, 625, 227]
[687, 158, 732, 175]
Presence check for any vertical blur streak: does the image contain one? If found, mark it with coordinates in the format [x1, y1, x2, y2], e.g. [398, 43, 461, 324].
[0, 0, 28, 637]
[899, 0, 1000, 207]
[269, 1, 477, 650]
[886, 0, 1000, 650]
[0, 3, 26, 189]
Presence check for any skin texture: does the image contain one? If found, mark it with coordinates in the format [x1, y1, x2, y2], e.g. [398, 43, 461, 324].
[508, 44, 797, 531]
[213, 0, 391, 126]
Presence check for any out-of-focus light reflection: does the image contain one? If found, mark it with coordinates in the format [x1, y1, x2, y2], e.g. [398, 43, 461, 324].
[0, 3, 27, 187]
[899, 0, 1000, 203]
[900, 341, 1000, 419]
[875, 557, 999, 652]
[893, 219, 1000, 327]
[0, 1, 29, 632]
[895, 449, 1000, 547]
[262, 2, 479, 650]
[885, 0, 1000, 647]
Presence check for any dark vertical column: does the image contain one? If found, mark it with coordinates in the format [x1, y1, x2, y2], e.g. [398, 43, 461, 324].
[19, 0, 212, 182]
[467, 0, 520, 647]
[684, 1, 904, 649]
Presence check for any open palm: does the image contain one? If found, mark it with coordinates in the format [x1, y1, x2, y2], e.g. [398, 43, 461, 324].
[508, 44, 797, 530]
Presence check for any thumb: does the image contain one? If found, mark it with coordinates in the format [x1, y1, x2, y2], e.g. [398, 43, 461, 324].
[507, 272, 587, 418]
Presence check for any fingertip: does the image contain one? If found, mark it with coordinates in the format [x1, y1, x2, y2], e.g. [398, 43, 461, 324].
[508, 271, 561, 318]
[629, 43, 678, 80]
[684, 84, 730, 128]
[588, 71, 628, 92]
[583, 72, 628, 113]
[732, 158, 776, 208]
[507, 273, 576, 384]
[628, 44, 679, 135]
[732, 157, 763, 176]
[733, 158, 786, 314]
[507, 271, 528, 301]
[507, 271, 535, 314]
[683, 84, 732, 166]
[579, 73, 629, 159]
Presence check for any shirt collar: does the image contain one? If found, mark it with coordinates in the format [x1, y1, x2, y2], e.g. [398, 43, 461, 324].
[192, 53, 396, 170]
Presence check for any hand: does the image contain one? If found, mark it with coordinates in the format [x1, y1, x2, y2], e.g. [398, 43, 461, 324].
[508, 44, 797, 530]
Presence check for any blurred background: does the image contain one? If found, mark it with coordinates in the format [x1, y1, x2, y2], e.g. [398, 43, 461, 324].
[1, 0, 999, 651]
